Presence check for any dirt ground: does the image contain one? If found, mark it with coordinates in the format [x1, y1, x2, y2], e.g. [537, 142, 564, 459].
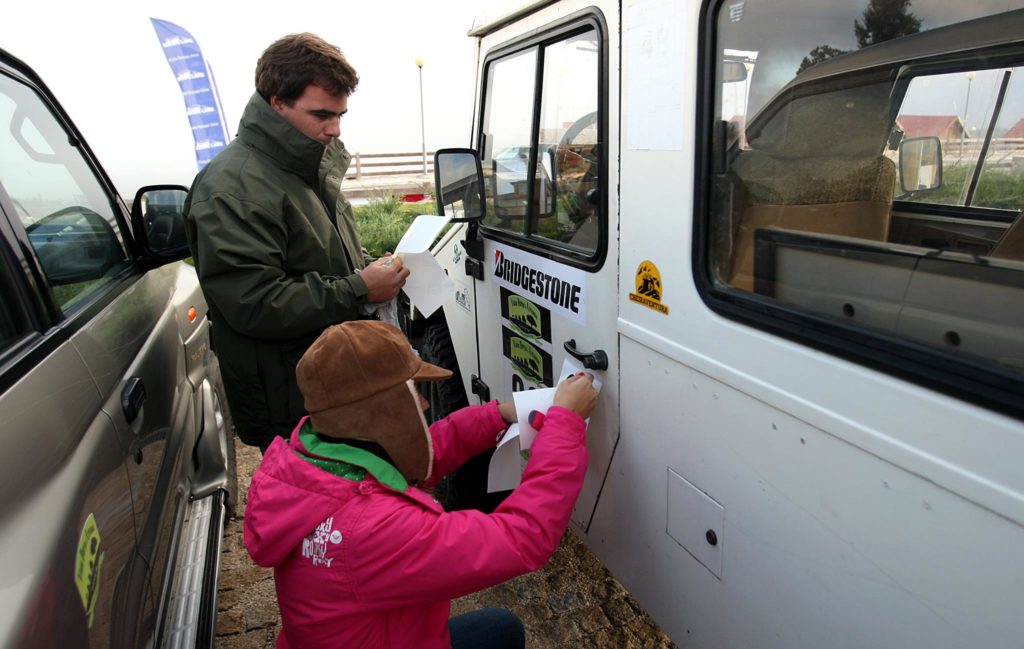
[214, 439, 676, 649]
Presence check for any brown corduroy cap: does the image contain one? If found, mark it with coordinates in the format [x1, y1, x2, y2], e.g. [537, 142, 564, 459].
[296, 320, 452, 483]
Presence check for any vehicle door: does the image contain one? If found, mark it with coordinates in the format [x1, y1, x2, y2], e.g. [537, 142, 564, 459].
[0, 54, 145, 647]
[470, 3, 619, 529]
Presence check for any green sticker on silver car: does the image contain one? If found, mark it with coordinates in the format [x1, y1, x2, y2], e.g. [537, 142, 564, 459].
[75, 513, 104, 628]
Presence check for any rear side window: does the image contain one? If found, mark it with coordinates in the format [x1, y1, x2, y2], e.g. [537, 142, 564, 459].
[700, 2, 1024, 413]
[0, 71, 131, 311]
[479, 16, 605, 265]
[0, 260, 32, 353]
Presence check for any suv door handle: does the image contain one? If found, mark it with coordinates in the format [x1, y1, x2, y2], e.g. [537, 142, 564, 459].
[563, 339, 608, 371]
[121, 377, 147, 425]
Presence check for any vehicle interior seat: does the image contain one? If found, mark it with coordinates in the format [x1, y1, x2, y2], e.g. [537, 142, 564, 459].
[716, 83, 899, 292]
[723, 151, 897, 292]
[989, 212, 1024, 260]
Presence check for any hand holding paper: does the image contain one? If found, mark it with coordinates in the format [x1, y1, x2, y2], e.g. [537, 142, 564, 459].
[515, 359, 603, 450]
[487, 359, 603, 492]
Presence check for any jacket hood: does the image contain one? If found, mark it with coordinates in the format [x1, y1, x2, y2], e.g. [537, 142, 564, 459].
[244, 426, 356, 568]
[235, 92, 350, 188]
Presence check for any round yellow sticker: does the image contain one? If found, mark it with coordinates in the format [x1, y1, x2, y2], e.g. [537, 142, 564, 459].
[629, 260, 669, 314]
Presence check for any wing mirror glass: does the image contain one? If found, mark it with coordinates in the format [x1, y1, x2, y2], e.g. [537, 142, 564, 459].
[899, 136, 943, 193]
[131, 185, 191, 259]
[434, 148, 485, 222]
[722, 60, 748, 83]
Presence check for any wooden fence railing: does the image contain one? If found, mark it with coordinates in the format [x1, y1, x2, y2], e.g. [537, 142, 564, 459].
[345, 151, 434, 179]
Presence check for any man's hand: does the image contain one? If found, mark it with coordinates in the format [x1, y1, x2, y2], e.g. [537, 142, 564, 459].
[553, 372, 598, 419]
[360, 254, 410, 303]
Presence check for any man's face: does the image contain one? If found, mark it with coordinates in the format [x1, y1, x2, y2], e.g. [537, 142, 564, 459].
[270, 83, 348, 147]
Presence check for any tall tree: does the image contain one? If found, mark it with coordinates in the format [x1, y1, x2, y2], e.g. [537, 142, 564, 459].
[798, 45, 850, 74]
[854, 0, 921, 48]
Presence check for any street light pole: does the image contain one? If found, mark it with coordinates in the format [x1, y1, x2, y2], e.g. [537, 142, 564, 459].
[416, 56, 427, 175]
[961, 70, 976, 162]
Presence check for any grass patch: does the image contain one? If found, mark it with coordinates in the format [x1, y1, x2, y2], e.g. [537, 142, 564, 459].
[354, 193, 439, 256]
[902, 164, 1024, 211]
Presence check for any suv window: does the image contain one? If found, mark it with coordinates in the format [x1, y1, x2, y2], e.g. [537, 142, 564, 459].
[480, 19, 604, 261]
[0, 261, 31, 352]
[701, 2, 1024, 411]
[0, 71, 131, 311]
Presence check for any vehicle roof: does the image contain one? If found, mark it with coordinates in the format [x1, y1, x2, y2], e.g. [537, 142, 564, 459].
[468, 0, 557, 37]
[792, 8, 1024, 85]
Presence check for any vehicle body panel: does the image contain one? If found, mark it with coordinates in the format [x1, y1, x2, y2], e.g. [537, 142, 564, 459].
[432, 1, 1024, 647]
[0, 47, 232, 648]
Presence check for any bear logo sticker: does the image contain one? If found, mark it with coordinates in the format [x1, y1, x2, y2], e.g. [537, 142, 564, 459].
[629, 260, 669, 314]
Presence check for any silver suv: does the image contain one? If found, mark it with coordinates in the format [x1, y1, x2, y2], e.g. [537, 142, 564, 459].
[0, 49, 235, 647]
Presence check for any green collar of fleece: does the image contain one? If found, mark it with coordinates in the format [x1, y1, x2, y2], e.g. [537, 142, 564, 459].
[297, 421, 408, 492]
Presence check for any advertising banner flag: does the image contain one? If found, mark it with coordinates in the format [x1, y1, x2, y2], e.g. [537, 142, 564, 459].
[150, 18, 230, 169]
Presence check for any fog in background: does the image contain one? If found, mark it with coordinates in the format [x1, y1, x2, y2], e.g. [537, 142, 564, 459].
[2, 0, 509, 197]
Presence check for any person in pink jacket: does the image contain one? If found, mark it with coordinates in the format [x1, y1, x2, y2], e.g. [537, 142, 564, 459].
[244, 320, 597, 649]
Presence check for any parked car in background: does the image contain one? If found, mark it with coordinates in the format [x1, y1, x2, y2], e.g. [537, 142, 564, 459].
[0, 48, 234, 648]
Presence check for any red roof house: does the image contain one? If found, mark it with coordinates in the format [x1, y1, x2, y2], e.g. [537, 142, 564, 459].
[896, 115, 966, 141]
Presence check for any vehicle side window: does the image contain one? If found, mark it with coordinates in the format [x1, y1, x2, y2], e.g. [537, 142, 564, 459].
[0, 269, 31, 353]
[482, 48, 537, 236]
[703, 2, 1024, 405]
[480, 21, 603, 260]
[0, 72, 131, 312]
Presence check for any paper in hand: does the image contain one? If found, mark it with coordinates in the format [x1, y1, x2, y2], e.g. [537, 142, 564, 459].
[394, 214, 454, 317]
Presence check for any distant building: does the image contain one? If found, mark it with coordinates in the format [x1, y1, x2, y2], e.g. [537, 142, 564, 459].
[896, 115, 966, 141]
[1003, 118, 1024, 139]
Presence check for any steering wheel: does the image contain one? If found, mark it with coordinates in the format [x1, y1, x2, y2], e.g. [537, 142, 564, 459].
[559, 111, 598, 146]
[557, 112, 600, 223]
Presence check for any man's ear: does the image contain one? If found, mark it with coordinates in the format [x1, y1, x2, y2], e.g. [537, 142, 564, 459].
[269, 95, 287, 114]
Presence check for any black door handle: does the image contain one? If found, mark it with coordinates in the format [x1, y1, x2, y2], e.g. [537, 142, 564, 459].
[563, 339, 608, 371]
[121, 377, 146, 425]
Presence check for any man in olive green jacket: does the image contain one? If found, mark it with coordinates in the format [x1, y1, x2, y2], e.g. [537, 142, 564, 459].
[184, 33, 409, 450]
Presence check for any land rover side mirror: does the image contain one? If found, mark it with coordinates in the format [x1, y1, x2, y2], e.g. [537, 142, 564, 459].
[131, 185, 191, 261]
[722, 60, 748, 83]
[434, 148, 485, 222]
[899, 136, 943, 193]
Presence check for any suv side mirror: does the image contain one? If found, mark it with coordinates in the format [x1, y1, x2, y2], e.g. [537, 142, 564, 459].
[131, 185, 191, 261]
[434, 148, 486, 222]
[899, 136, 943, 193]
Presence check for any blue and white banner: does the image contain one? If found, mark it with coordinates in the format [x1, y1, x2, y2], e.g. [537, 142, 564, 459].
[151, 18, 230, 169]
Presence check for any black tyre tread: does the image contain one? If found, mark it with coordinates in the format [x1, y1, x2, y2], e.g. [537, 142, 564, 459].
[419, 323, 510, 513]
[420, 324, 469, 421]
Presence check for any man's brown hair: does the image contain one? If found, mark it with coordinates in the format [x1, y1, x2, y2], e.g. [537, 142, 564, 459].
[255, 33, 359, 104]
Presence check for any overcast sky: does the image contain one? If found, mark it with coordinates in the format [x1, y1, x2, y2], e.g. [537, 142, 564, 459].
[2, 0, 508, 196]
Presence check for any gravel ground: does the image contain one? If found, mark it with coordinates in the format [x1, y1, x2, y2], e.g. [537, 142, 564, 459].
[215, 439, 676, 649]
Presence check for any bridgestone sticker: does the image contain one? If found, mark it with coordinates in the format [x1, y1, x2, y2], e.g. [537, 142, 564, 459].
[490, 243, 587, 325]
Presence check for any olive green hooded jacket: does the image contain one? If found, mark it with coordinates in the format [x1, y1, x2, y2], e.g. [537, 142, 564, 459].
[184, 92, 374, 447]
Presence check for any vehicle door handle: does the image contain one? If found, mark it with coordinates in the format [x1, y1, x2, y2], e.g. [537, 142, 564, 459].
[121, 377, 146, 425]
[563, 339, 608, 371]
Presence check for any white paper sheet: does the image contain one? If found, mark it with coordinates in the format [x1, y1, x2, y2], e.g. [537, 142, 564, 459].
[486, 361, 603, 492]
[487, 424, 524, 493]
[393, 214, 454, 317]
[394, 214, 451, 254]
[512, 387, 557, 451]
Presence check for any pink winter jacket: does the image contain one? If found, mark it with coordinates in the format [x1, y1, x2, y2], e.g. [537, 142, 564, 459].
[243, 401, 588, 649]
